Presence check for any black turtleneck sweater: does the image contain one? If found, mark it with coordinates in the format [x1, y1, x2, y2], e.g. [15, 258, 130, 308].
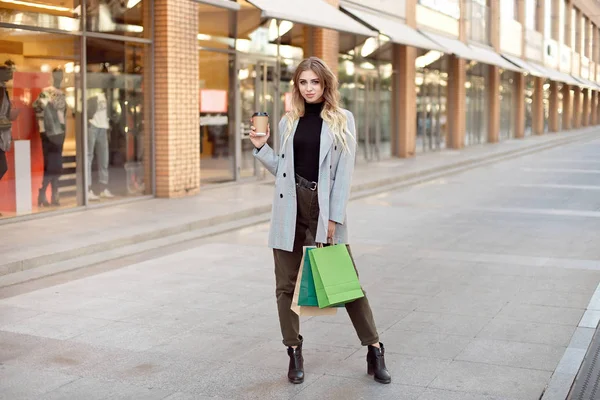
[294, 101, 324, 182]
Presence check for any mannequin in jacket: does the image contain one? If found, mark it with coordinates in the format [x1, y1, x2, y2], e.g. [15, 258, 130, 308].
[33, 68, 67, 207]
[0, 63, 14, 182]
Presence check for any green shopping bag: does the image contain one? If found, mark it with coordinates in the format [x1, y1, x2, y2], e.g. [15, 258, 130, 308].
[298, 247, 343, 308]
[309, 244, 365, 308]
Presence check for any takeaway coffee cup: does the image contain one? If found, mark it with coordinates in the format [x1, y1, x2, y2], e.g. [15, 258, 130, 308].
[252, 112, 269, 136]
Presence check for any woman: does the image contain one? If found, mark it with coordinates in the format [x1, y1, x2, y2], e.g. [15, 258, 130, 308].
[249, 57, 391, 385]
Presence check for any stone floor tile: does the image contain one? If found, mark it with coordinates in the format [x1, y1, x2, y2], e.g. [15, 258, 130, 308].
[40, 377, 172, 400]
[0, 364, 79, 399]
[292, 375, 425, 400]
[378, 330, 472, 360]
[391, 311, 492, 337]
[0, 311, 113, 340]
[495, 303, 585, 326]
[429, 361, 551, 400]
[476, 318, 577, 347]
[455, 338, 565, 371]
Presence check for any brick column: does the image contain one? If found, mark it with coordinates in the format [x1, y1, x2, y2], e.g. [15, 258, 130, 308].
[591, 91, 598, 125]
[573, 86, 582, 128]
[515, 73, 526, 138]
[448, 56, 466, 148]
[582, 88, 590, 127]
[391, 44, 416, 158]
[154, 0, 200, 198]
[487, 65, 500, 143]
[549, 81, 559, 132]
[562, 84, 572, 130]
[532, 77, 545, 135]
[307, 0, 339, 75]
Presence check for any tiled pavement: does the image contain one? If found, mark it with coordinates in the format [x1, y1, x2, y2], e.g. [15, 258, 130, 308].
[1, 132, 600, 399]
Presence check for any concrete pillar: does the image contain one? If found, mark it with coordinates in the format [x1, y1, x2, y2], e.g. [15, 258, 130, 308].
[532, 77, 545, 135]
[591, 91, 598, 125]
[582, 88, 590, 127]
[391, 44, 417, 158]
[448, 56, 466, 148]
[487, 65, 500, 143]
[573, 86, 582, 128]
[154, 0, 200, 197]
[549, 81, 560, 132]
[562, 84, 572, 130]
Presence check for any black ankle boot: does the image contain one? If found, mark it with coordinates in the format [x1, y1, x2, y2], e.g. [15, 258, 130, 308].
[287, 344, 304, 384]
[38, 188, 49, 207]
[367, 342, 391, 384]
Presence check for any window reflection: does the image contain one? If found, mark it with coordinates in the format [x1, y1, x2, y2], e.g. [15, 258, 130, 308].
[85, 0, 149, 38]
[85, 38, 150, 200]
[0, 1, 81, 31]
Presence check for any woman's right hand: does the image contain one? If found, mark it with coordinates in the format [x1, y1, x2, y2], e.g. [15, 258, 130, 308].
[249, 121, 270, 149]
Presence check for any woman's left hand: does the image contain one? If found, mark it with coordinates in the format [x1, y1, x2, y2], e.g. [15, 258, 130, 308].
[327, 220, 336, 243]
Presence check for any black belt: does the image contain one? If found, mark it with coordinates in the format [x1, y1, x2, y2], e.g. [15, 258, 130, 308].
[295, 174, 317, 191]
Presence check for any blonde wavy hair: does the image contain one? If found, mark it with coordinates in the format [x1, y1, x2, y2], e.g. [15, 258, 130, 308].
[283, 57, 353, 152]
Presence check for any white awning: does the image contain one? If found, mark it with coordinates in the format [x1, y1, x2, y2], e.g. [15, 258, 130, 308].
[421, 32, 524, 71]
[194, 0, 240, 10]
[501, 54, 547, 78]
[572, 76, 600, 90]
[246, 0, 377, 37]
[421, 31, 473, 59]
[468, 45, 524, 73]
[341, 5, 445, 52]
[533, 64, 580, 86]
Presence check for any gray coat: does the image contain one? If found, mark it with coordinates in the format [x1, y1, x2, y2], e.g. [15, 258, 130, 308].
[254, 109, 356, 252]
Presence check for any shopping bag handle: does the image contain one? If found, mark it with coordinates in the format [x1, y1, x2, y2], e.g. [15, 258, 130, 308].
[316, 237, 335, 248]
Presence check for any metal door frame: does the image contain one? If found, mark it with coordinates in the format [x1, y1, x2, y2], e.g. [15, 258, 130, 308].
[234, 54, 281, 180]
[354, 66, 381, 162]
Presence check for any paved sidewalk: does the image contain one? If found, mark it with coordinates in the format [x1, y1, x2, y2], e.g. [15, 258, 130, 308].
[1, 133, 600, 399]
[2, 128, 598, 281]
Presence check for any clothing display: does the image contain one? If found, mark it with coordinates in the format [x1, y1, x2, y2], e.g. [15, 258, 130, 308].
[293, 101, 323, 183]
[0, 82, 12, 181]
[87, 125, 109, 186]
[0, 85, 12, 153]
[87, 92, 111, 196]
[33, 84, 67, 206]
[0, 150, 7, 181]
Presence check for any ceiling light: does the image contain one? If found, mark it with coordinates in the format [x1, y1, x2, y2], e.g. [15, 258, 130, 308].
[127, 0, 141, 8]
[0, 0, 72, 12]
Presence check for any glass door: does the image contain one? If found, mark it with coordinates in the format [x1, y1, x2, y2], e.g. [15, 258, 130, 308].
[237, 57, 280, 179]
[355, 68, 381, 162]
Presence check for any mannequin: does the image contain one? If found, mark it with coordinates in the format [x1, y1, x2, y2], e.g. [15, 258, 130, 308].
[33, 68, 67, 207]
[87, 89, 113, 199]
[0, 60, 16, 182]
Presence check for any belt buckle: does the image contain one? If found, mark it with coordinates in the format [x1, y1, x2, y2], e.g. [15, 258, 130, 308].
[310, 181, 317, 191]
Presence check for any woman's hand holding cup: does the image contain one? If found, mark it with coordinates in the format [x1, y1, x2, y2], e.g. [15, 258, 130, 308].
[249, 112, 270, 149]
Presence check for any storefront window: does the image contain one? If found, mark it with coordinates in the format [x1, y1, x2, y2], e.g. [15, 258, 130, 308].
[465, 62, 488, 146]
[85, 0, 150, 39]
[85, 38, 151, 200]
[0, 1, 81, 31]
[415, 51, 448, 152]
[0, 29, 82, 218]
[543, 81, 550, 132]
[525, 0, 536, 31]
[500, 70, 516, 141]
[468, 0, 490, 45]
[544, 0, 552, 39]
[525, 76, 535, 136]
[339, 35, 390, 162]
[418, 0, 460, 19]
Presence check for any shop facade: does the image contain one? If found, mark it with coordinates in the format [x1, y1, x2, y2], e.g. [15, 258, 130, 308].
[2, 0, 600, 223]
[0, 0, 152, 219]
